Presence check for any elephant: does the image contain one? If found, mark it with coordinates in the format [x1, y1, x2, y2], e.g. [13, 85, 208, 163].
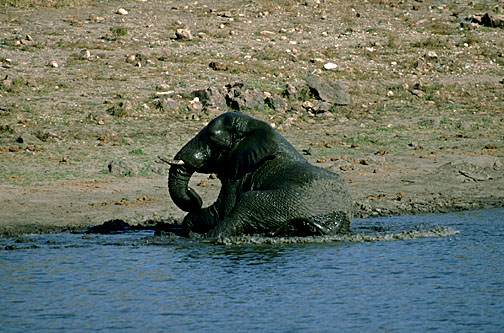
[167, 112, 352, 238]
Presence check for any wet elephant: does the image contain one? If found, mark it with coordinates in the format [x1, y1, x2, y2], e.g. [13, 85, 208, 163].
[167, 112, 352, 238]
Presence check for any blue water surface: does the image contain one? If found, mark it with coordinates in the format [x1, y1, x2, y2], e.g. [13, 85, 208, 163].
[1, 208, 503, 332]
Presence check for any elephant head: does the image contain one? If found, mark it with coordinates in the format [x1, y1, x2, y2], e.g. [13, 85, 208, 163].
[168, 112, 283, 213]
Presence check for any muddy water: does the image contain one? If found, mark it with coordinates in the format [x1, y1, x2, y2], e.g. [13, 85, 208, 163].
[1, 209, 503, 332]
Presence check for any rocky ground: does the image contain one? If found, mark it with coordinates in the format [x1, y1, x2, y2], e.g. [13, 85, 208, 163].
[0, 0, 503, 236]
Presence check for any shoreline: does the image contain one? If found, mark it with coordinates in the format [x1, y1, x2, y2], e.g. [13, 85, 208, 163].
[2, 151, 502, 237]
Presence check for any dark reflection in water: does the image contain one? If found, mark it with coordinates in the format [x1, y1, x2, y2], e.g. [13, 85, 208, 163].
[1, 209, 503, 332]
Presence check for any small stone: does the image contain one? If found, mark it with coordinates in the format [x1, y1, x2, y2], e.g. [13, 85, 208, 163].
[156, 97, 179, 112]
[90, 14, 105, 22]
[197, 180, 207, 187]
[126, 54, 137, 64]
[317, 157, 327, 163]
[209, 61, 227, 71]
[302, 101, 314, 110]
[282, 82, 298, 98]
[192, 86, 227, 110]
[323, 62, 337, 70]
[425, 50, 438, 59]
[25, 34, 33, 42]
[157, 83, 171, 91]
[16, 133, 40, 144]
[411, 89, 424, 98]
[260, 30, 275, 36]
[108, 159, 139, 176]
[117, 8, 128, 15]
[175, 28, 193, 41]
[80, 49, 91, 59]
[48, 60, 59, 68]
[340, 165, 352, 172]
[189, 97, 203, 111]
[387, 90, 394, 97]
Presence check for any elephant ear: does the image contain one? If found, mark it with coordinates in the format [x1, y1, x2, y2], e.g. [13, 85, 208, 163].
[227, 119, 278, 179]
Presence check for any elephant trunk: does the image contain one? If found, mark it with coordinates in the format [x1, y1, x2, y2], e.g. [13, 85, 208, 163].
[168, 163, 203, 212]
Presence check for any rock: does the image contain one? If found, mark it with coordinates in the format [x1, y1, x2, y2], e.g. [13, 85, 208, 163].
[16, 132, 40, 144]
[107, 101, 132, 117]
[425, 50, 438, 60]
[323, 62, 338, 70]
[188, 97, 203, 111]
[305, 75, 351, 105]
[1, 75, 13, 90]
[410, 89, 425, 98]
[191, 86, 227, 110]
[225, 81, 244, 90]
[330, 161, 353, 172]
[156, 97, 180, 112]
[225, 84, 264, 111]
[126, 53, 147, 67]
[117, 8, 129, 15]
[89, 14, 105, 22]
[282, 82, 299, 99]
[2, 58, 12, 69]
[48, 60, 58, 68]
[209, 61, 227, 71]
[265, 94, 287, 112]
[366, 154, 387, 164]
[305, 101, 334, 114]
[175, 28, 193, 41]
[417, 117, 441, 128]
[87, 219, 132, 234]
[302, 101, 314, 111]
[149, 163, 166, 175]
[80, 49, 91, 60]
[108, 159, 140, 176]
[481, 13, 504, 28]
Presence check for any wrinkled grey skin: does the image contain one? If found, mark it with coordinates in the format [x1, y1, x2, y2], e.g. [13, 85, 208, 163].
[168, 112, 352, 238]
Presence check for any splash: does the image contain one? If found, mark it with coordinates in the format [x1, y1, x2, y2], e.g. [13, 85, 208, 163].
[209, 226, 459, 245]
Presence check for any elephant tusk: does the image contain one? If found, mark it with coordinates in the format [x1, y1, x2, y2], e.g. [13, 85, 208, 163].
[158, 156, 185, 166]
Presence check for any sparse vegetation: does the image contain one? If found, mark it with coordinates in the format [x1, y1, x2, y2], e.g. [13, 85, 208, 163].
[0, 0, 502, 232]
[110, 26, 128, 37]
[0, 0, 92, 7]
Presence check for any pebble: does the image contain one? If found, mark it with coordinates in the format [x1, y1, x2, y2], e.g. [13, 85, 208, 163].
[323, 62, 337, 70]
[425, 50, 438, 59]
[175, 28, 193, 41]
[80, 49, 91, 60]
[188, 97, 202, 111]
[48, 60, 59, 68]
[117, 8, 128, 15]
[411, 89, 425, 97]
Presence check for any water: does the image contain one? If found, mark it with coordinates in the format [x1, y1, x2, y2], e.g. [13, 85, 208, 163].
[1, 209, 503, 332]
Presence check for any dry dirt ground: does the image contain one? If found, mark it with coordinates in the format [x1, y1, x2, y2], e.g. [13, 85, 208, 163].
[0, 0, 503, 236]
